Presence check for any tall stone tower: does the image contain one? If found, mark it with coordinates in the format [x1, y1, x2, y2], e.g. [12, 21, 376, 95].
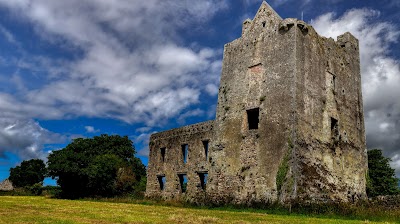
[146, 1, 367, 204]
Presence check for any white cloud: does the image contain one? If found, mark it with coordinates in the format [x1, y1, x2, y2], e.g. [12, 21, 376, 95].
[312, 9, 400, 176]
[0, 0, 228, 160]
[0, 0, 223, 126]
[0, 118, 65, 160]
[134, 132, 154, 157]
[205, 84, 219, 96]
[177, 109, 205, 125]
[84, 126, 99, 133]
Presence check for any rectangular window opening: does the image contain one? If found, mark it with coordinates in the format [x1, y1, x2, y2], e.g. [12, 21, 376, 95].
[247, 108, 260, 130]
[178, 174, 187, 193]
[181, 144, 188, 164]
[202, 140, 209, 161]
[198, 173, 208, 190]
[157, 175, 166, 191]
[160, 147, 166, 162]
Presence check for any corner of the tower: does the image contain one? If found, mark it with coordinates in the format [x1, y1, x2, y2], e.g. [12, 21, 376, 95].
[337, 32, 359, 48]
[283, 14, 367, 203]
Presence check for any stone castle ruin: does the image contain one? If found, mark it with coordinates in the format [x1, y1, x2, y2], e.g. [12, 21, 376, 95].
[0, 179, 14, 191]
[146, 1, 367, 204]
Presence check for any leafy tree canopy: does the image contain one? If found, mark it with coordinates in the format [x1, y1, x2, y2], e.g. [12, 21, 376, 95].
[9, 159, 46, 188]
[47, 134, 146, 198]
[367, 149, 400, 197]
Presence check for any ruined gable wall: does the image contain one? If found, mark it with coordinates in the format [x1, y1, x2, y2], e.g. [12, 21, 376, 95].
[146, 121, 214, 201]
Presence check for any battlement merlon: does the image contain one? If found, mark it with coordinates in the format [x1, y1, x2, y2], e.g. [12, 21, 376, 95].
[150, 120, 214, 141]
[242, 19, 252, 36]
[337, 32, 359, 49]
[277, 18, 359, 54]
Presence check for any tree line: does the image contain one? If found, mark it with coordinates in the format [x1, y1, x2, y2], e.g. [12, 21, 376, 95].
[8, 136, 399, 198]
[9, 134, 146, 199]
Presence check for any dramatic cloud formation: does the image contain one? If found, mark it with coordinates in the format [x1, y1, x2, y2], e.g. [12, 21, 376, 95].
[0, 0, 224, 124]
[0, 0, 225, 160]
[312, 9, 400, 176]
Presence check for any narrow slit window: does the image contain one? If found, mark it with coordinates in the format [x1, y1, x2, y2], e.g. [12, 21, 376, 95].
[331, 117, 339, 140]
[182, 144, 188, 163]
[247, 108, 260, 130]
[332, 75, 336, 90]
[202, 140, 209, 161]
[262, 21, 266, 27]
[160, 147, 166, 162]
[157, 176, 166, 191]
[198, 173, 208, 190]
[178, 174, 187, 193]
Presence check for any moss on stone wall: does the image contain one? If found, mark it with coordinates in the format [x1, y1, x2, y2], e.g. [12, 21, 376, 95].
[276, 140, 293, 195]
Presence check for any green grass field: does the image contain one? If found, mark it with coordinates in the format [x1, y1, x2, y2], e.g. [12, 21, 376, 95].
[0, 196, 396, 223]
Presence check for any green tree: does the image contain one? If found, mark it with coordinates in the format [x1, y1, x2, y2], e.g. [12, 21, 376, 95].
[9, 159, 47, 188]
[367, 149, 399, 197]
[47, 134, 146, 198]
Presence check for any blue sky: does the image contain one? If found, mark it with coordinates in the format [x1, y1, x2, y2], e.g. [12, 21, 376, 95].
[0, 0, 399, 185]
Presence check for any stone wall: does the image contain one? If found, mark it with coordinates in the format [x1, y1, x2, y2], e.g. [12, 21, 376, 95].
[0, 179, 14, 191]
[146, 121, 214, 202]
[207, 2, 294, 205]
[279, 23, 367, 203]
[146, 1, 367, 205]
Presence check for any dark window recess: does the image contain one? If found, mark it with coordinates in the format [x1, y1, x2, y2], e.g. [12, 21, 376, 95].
[182, 144, 188, 163]
[198, 173, 208, 190]
[331, 117, 339, 145]
[178, 174, 187, 193]
[202, 140, 209, 161]
[160, 147, 166, 162]
[157, 176, 166, 191]
[262, 21, 266, 27]
[247, 108, 260, 130]
[332, 75, 336, 90]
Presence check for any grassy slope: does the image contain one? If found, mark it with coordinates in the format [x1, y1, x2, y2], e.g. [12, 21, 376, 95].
[0, 196, 394, 224]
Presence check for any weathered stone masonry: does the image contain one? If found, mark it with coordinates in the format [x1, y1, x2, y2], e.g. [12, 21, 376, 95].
[146, 1, 367, 205]
[146, 121, 214, 201]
